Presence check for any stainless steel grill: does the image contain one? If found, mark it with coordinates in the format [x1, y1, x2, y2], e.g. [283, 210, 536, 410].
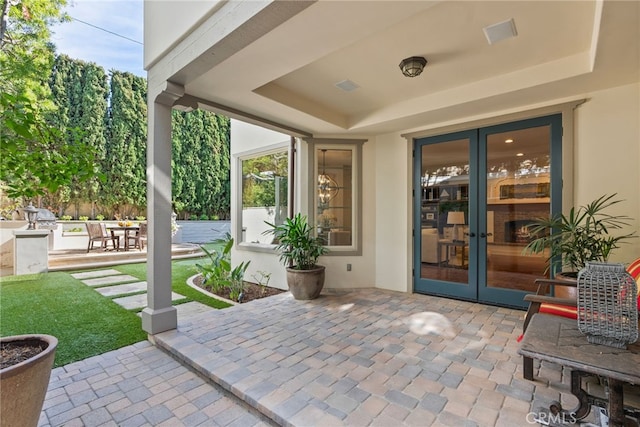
[35, 209, 58, 230]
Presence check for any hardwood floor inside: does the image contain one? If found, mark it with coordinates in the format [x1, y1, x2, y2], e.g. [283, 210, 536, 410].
[420, 263, 544, 293]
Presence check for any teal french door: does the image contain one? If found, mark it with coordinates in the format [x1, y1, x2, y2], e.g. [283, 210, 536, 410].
[413, 115, 562, 308]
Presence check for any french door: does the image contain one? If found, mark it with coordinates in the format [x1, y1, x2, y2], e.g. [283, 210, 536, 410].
[413, 115, 562, 308]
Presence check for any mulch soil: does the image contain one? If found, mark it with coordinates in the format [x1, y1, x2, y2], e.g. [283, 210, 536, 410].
[193, 274, 285, 303]
[0, 341, 46, 370]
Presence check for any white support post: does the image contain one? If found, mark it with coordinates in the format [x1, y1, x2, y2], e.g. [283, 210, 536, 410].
[141, 82, 184, 335]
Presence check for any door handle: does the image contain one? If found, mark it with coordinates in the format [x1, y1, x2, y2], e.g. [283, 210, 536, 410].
[465, 232, 476, 238]
[480, 232, 493, 238]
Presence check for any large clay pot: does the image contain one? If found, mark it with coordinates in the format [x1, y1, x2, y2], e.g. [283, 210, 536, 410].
[286, 265, 325, 300]
[1, 335, 58, 427]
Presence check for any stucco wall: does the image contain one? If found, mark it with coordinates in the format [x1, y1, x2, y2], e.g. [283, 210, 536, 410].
[573, 82, 640, 263]
[231, 82, 640, 293]
[372, 134, 411, 293]
[0, 221, 27, 274]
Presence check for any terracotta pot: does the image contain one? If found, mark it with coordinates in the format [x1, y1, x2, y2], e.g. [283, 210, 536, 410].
[0, 335, 58, 427]
[286, 265, 325, 300]
[554, 271, 578, 299]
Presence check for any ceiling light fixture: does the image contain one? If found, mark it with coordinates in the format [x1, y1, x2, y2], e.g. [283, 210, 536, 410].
[399, 56, 427, 77]
[505, 138, 513, 143]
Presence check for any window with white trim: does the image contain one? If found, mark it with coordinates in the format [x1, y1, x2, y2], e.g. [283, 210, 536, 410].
[238, 145, 288, 245]
[308, 139, 364, 255]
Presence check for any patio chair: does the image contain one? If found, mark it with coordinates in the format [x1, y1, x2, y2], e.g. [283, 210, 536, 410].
[138, 222, 147, 250]
[521, 257, 640, 380]
[86, 222, 119, 252]
[126, 222, 147, 251]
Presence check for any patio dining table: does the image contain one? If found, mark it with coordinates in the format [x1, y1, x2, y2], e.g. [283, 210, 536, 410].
[106, 225, 140, 251]
[518, 313, 640, 426]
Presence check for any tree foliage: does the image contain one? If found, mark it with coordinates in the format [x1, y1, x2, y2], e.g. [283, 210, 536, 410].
[0, 0, 97, 201]
[0, 0, 231, 217]
[45, 55, 108, 216]
[172, 110, 230, 219]
[103, 71, 147, 218]
[242, 150, 288, 208]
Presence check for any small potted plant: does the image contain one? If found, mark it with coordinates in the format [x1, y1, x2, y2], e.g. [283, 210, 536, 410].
[525, 193, 637, 283]
[263, 213, 328, 300]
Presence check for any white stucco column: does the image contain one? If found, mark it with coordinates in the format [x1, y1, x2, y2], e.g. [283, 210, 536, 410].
[142, 82, 184, 334]
[13, 230, 49, 275]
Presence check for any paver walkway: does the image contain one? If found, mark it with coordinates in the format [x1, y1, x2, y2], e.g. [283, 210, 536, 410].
[38, 341, 275, 427]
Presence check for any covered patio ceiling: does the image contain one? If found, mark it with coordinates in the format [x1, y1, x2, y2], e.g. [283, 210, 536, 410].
[154, 0, 639, 137]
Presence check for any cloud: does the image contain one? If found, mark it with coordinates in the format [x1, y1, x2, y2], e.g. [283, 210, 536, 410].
[51, 0, 145, 77]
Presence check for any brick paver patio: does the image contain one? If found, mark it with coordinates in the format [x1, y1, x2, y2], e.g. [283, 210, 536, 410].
[38, 289, 601, 426]
[152, 289, 594, 426]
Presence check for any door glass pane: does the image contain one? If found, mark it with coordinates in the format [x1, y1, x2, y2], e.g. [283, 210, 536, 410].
[420, 139, 469, 285]
[316, 148, 352, 246]
[485, 126, 550, 292]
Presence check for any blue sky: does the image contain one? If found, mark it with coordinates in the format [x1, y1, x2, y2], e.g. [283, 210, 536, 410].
[51, 0, 145, 77]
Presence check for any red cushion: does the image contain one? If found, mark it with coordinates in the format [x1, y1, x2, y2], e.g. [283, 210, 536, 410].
[539, 258, 640, 320]
[628, 258, 640, 282]
[539, 303, 577, 319]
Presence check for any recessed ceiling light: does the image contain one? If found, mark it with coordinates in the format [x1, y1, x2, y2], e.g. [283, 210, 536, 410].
[516, 153, 524, 157]
[335, 79, 360, 92]
[483, 18, 517, 45]
[505, 139, 513, 143]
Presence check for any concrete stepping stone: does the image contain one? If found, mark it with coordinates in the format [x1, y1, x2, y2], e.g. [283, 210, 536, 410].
[71, 269, 122, 280]
[113, 292, 185, 310]
[82, 275, 140, 287]
[95, 281, 147, 297]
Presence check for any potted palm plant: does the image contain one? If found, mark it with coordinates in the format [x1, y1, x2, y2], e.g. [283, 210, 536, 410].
[525, 193, 637, 288]
[264, 213, 328, 300]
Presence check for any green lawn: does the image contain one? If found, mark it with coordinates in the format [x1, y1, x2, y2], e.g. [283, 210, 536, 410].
[0, 247, 229, 367]
[0, 272, 147, 367]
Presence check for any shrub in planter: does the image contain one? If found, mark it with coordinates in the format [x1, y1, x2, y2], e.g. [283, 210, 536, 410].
[196, 237, 250, 302]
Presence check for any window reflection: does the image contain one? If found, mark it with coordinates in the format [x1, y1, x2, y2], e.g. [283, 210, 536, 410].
[315, 148, 352, 246]
[241, 150, 288, 244]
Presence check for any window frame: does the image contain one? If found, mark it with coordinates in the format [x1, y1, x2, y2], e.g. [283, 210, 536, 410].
[235, 141, 290, 252]
[306, 138, 365, 256]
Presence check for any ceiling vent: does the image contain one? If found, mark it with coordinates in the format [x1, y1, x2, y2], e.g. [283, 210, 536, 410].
[483, 18, 517, 45]
[335, 79, 360, 92]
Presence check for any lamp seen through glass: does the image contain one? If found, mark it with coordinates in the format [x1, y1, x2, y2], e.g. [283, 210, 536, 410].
[318, 149, 339, 211]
